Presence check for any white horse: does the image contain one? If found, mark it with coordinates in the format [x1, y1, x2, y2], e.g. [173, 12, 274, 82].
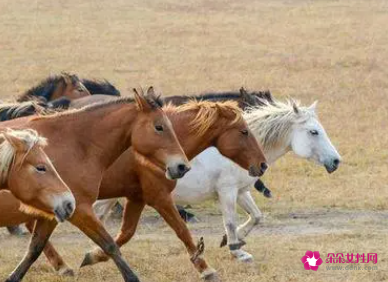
[94, 98, 341, 261]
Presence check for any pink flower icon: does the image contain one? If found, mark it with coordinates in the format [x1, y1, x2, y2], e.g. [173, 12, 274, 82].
[301, 251, 323, 271]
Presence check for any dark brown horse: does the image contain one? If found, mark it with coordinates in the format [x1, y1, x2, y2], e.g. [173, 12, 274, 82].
[16, 73, 90, 103]
[0, 88, 189, 282]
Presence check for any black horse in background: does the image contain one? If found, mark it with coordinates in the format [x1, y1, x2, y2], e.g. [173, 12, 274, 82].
[3, 74, 121, 235]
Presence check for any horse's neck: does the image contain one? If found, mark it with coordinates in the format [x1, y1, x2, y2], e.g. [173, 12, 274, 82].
[35, 103, 136, 168]
[264, 145, 291, 164]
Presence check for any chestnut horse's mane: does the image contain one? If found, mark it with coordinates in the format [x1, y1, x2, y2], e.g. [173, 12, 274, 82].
[0, 129, 47, 185]
[164, 100, 243, 136]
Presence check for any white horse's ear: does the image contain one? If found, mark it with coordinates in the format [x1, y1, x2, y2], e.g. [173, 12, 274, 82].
[309, 101, 318, 112]
[291, 100, 299, 115]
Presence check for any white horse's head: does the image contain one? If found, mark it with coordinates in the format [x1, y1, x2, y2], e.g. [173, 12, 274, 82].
[290, 101, 341, 173]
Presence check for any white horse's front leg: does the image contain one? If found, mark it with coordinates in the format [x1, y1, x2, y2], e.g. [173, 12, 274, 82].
[236, 190, 263, 240]
[218, 190, 253, 262]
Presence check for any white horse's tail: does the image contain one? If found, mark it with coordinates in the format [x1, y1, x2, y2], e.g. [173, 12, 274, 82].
[93, 199, 119, 223]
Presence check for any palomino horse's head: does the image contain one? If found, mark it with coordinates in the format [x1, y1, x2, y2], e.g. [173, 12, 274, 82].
[50, 73, 91, 101]
[131, 87, 190, 180]
[289, 101, 341, 173]
[0, 129, 76, 222]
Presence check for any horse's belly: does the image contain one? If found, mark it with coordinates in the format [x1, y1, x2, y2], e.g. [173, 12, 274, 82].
[172, 150, 219, 204]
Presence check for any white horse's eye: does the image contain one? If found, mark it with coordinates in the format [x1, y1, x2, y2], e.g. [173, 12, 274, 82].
[310, 130, 319, 136]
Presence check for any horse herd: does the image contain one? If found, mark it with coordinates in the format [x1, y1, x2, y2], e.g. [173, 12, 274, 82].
[0, 73, 341, 282]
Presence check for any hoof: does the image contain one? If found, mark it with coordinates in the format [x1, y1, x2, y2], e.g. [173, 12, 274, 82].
[80, 252, 95, 268]
[58, 265, 75, 276]
[203, 272, 221, 282]
[80, 249, 108, 268]
[7, 225, 28, 236]
[231, 249, 253, 262]
[220, 234, 227, 248]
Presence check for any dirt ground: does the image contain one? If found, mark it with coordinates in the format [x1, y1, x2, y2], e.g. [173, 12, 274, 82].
[0, 0, 387, 281]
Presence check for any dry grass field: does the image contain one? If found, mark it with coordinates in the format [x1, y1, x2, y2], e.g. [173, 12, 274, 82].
[0, 0, 388, 281]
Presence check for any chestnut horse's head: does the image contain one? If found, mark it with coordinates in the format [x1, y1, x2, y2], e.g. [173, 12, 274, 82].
[50, 73, 91, 101]
[179, 101, 268, 177]
[131, 87, 190, 180]
[0, 129, 75, 222]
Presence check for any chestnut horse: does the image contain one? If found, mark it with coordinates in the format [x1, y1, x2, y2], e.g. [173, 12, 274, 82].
[0, 129, 75, 222]
[0, 88, 189, 282]
[26, 100, 266, 281]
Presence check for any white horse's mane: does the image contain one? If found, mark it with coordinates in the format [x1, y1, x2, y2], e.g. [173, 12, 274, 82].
[0, 129, 47, 184]
[244, 99, 316, 151]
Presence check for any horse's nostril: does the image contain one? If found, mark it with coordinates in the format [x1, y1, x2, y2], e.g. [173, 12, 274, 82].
[177, 164, 188, 173]
[260, 162, 268, 171]
[63, 200, 74, 215]
[333, 159, 340, 166]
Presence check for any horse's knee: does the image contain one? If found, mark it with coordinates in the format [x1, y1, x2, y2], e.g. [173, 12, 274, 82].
[252, 214, 262, 226]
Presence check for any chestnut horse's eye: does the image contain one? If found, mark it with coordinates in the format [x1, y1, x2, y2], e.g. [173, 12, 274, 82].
[78, 87, 85, 92]
[309, 130, 319, 136]
[240, 129, 249, 136]
[155, 125, 164, 132]
[35, 165, 47, 173]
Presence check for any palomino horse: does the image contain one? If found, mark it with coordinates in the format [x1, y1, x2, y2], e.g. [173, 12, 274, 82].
[0, 129, 75, 222]
[0, 88, 189, 282]
[96, 96, 341, 263]
[12, 100, 268, 281]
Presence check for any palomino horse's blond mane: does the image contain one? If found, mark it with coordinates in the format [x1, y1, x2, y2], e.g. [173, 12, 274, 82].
[244, 99, 316, 150]
[0, 129, 47, 184]
[164, 100, 243, 137]
[0, 129, 54, 219]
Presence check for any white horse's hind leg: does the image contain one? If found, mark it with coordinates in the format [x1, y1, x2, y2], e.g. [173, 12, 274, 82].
[93, 199, 119, 224]
[218, 189, 253, 262]
[236, 190, 263, 240]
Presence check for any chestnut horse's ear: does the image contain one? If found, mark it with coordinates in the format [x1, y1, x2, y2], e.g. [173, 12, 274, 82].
[146, 86, 156, 97]
[239, 87, 249, 98]
[133, 88, 153, 112]
[2, 132, 27, 152]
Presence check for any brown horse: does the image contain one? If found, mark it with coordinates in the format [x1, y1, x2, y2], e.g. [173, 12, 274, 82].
[0, 129, 75, 222]
[31, 100, 266, 280]
[84, 101, 267, 281]
[16, 73, 91, 102]
[1, 87, 189, 282]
